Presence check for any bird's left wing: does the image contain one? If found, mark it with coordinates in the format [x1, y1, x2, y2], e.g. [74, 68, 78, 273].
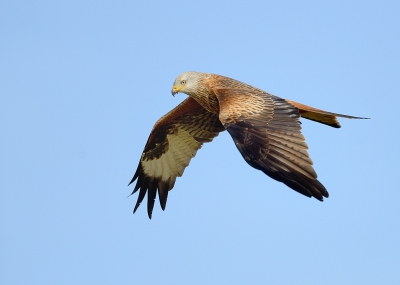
[213, 86, 328, 201]
[129, 97, 224, 218]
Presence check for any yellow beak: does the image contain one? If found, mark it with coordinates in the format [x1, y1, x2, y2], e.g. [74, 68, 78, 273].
[171, 85, 183, 96]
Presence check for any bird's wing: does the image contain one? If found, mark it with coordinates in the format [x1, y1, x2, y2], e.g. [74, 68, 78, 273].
[212, 86, 328, 200]
[129, 97, 224, 218]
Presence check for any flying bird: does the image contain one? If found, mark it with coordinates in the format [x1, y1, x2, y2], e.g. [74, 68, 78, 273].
[129, 71, 367, 218]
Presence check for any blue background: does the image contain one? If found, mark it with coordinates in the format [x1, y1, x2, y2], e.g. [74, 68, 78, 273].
[2, 1, 399, 284]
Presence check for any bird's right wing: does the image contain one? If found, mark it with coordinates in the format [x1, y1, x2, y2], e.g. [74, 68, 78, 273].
[129, 97, 224, 218]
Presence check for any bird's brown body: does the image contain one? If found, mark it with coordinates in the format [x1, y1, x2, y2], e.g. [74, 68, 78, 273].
[130, 72, 367, 218]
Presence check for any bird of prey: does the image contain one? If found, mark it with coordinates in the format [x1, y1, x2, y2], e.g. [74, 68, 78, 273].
[129, 71, 367, 218]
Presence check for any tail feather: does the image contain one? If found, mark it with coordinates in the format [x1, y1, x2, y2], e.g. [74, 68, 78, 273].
[285, 99, 369, 128]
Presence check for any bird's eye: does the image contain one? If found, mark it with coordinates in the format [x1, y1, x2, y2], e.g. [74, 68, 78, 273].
[180, 80, 186, 85]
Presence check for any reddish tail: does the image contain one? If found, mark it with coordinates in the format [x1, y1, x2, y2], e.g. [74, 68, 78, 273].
[285, 99, 368, 128]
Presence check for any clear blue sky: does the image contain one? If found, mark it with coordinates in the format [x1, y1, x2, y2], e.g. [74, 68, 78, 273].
[1, 1, 399, 284]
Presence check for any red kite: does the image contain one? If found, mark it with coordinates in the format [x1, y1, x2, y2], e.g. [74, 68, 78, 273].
[129, 71, 367, 218]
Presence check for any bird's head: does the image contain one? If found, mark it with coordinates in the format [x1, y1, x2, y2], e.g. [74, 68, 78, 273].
[171, 71, 207, 96]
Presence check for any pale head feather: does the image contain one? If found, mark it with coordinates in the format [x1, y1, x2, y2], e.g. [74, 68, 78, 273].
[171, 71, 209, 96]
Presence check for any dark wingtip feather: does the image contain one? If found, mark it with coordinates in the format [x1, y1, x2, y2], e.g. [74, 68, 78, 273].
[128, 164, 143, 197]
[147, 180, 158, 219]
[157, 182, 169, 211]
[133, 185, 147, 214]
[129, 164, 170, 218]
[259, 160, 329, 202]
[128, 162, 141, 186]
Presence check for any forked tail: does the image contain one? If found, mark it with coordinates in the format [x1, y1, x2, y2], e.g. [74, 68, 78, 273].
[285, 99, 369, 128]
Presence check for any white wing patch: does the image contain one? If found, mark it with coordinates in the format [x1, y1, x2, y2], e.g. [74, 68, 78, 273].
[141, 128, 202, 182]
